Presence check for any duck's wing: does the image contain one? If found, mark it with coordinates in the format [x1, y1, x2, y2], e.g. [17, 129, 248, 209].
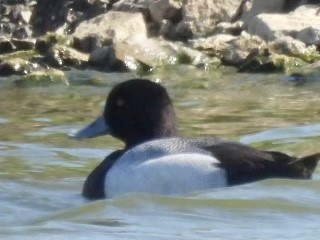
[201, 141, 320, 186]
[82, 150, 124, 200]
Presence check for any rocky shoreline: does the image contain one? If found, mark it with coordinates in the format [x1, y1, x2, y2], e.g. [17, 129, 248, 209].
[0, 0, 319, 81]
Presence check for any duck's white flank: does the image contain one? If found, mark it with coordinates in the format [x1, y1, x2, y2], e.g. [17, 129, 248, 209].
[105, 138, 227, 198]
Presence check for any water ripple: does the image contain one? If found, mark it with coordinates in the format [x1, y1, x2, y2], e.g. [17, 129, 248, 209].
[240, 124, 320, 144]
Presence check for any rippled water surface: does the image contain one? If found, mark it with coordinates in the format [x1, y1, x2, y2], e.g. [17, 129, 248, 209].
[0, 66, 319, 240]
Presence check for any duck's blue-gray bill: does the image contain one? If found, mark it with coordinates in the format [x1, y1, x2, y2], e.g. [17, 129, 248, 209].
[69, 116, 110, 140]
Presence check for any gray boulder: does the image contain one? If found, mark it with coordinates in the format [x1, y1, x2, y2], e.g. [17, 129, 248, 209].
[148, 0, 182, 24]
[297, 27, 320, 46]
[113, 35, 213, 70]
[176, 0, 242, 38]
[31, 0, 109, 36]
[0, 58, 35, 76]
[0, 37, 15, 54]
[0, 2, 33, 38]
[88, 46, 120, 71]
[242, 0, 286, 25]
[267, 35, 320, 63]
[44, 45, 89, 69]
[113, 35, 177, 69]
[190, 33, 266, 66]
[0, 37, 35, 54]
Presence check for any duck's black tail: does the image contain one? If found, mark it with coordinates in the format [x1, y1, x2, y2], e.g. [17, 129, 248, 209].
[209, 142, 320, 185]
[265, 151, 320, 179]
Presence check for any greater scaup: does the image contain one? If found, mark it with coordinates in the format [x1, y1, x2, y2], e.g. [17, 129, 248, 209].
[71, 79, 320, 200]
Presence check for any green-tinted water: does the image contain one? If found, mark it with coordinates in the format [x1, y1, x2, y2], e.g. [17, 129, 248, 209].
[0, 66, 319, 239]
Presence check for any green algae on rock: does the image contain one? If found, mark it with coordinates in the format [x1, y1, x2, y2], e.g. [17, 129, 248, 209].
[0, 50, 38, 61]
[14, 69, 68, 87]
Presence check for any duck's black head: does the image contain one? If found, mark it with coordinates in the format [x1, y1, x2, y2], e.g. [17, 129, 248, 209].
[72, 79, 178, 147]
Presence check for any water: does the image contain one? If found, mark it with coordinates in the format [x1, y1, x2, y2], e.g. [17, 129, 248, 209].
[0, 66, 319, 239]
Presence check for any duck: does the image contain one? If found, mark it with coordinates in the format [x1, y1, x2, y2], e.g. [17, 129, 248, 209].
[71, 78, 320, 200]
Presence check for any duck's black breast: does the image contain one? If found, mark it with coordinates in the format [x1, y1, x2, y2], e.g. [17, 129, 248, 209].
[82, 150, 124, 200]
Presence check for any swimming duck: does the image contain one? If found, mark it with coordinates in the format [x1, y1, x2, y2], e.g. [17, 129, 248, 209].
[72, 79, 320, 200]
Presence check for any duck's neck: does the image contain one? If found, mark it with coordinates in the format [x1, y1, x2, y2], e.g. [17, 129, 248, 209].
[125, 133, 178, 149]
[124, 114, 179, 148]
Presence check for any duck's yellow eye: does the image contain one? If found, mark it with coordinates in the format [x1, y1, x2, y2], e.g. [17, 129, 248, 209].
[116, 98, 125, 107]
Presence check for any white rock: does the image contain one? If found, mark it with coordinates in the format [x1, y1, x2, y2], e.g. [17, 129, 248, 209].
[73, 11, 148, 43]
[292, 4, 320, 45]
[248, 11, 320, 42]
[291, 4, 320, 16]
[20, 9, 32, 24]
